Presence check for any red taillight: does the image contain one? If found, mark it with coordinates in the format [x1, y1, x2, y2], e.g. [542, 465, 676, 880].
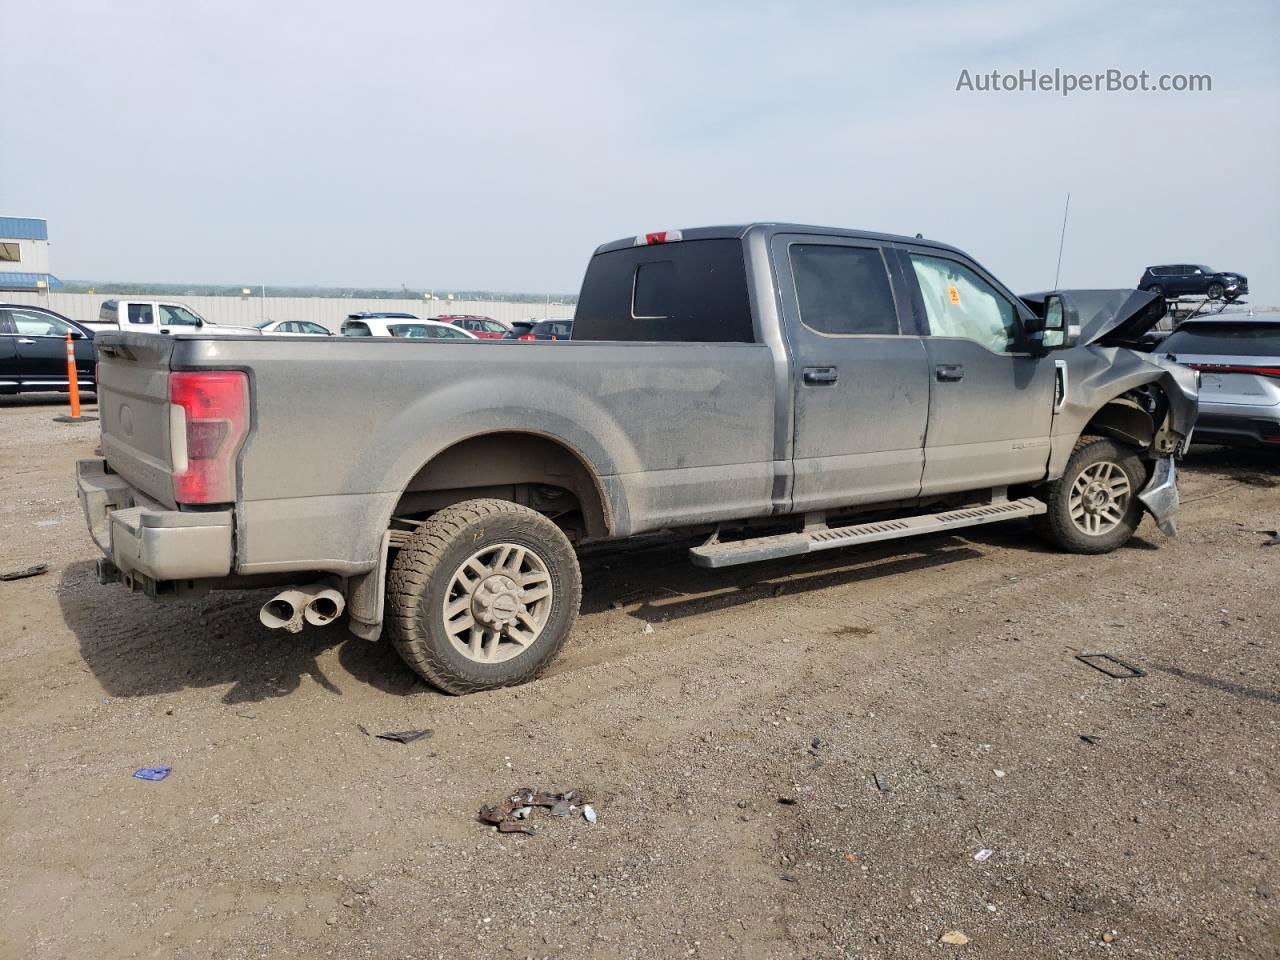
[519, 335, 535, 341]
[168, 371, 249, 505]
[634, 229, 683, 246]
[1183, 363, 1280, 380]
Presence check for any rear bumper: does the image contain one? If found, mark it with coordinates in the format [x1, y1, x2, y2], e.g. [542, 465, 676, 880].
[76, 458, 233, 581]
[1193, 403, 1280, 447]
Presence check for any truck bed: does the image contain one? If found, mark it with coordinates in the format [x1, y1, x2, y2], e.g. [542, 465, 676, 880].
[94, 332, 778, 576]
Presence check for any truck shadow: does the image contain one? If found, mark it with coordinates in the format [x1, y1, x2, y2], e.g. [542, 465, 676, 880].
[579, 531, 987, 622]
[55, 561, 422, 704]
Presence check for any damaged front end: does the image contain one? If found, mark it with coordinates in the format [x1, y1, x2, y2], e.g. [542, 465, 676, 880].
[1023, 289, 1200, 535]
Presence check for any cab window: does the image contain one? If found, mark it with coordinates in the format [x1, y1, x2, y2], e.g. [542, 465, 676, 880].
[127, 303, 154, 325]
[158, 304, 201, 326]
[909, 254, 1020, 353]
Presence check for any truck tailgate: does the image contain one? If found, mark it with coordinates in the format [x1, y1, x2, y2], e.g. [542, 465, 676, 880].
[96, 335, 179, 508]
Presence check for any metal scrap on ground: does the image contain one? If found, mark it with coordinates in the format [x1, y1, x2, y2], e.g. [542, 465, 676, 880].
[1075, 653, 1146, 678]
[478, 787, 596, 834]
[0, 564, 47, 581]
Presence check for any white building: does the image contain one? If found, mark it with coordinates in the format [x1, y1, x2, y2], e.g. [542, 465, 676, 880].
[0, 217, 60, 293]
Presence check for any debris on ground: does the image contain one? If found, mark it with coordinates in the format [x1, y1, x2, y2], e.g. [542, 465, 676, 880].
[0, 564, 47, 581]
[1080, 734, 1103, 746]
[993, 769, 1006, 778]
[132, 767, 172, 781]
[375, 729, 433, 744]
[641, 622, 655, 634]
[777, 795, 798, 805]
[478, 787, 594, 834]
[974, 848, 993, 862]
[939, 930, 970, 945]
[1076, 653, 1146, 679]
[1257, 528, 1280, 546]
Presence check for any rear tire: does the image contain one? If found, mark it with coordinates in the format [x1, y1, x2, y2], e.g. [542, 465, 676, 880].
[1034, 436, 1146, 554]
[386, 499, 582, 694]
[1146, 284, 1163, 298]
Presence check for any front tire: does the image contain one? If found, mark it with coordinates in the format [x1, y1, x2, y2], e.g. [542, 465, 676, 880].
[386, 499, 582, 694]
[1034, 436, 1146, 554]
[1207, 282, 1225, 301]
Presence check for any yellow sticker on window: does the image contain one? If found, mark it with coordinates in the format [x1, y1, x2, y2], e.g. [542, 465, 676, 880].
[947, 285, 961, 305]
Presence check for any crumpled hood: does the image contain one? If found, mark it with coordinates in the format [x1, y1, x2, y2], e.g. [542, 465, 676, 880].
[1021, 289, 1166, 347]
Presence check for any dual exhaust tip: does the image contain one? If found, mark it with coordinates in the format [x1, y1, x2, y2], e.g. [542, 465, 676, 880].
[259, 581, 345, 633]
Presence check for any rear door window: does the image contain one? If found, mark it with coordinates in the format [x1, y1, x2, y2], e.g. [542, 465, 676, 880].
[575, 238, 754, 342]
[789, 244, 898, 335]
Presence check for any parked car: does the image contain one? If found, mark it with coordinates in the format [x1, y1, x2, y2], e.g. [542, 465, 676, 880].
[436, 315, 511, 339]
[86, 299, 262, 336]
[78, 223, 1196, 695]
[503, 318, 574, 341]
[255, 319, 332, 336]
[340, 316, 478, 339]
[0, 303, 96, 395]
[1161, 312, 1279, 446]
[1139, 265, 1249, 301]
[345, 311, 419, 322]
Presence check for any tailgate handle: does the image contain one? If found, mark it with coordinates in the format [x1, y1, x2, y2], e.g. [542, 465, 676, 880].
[935, 363, 965, 382]
[802, 366, 838, 386]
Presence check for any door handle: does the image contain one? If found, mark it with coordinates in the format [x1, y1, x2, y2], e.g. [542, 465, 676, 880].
[802, 366, 838, 385]
[17, 338, 36, 344]
[935, 364, 965, 382]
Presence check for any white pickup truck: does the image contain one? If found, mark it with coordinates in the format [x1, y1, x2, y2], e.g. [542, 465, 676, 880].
[85, 299, 260, 337]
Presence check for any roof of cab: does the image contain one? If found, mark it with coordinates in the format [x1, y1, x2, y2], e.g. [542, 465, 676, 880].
[592, 223, 967, 257]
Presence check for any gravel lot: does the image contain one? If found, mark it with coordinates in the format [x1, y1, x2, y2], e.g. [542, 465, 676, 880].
[1, 395, 1277, 960]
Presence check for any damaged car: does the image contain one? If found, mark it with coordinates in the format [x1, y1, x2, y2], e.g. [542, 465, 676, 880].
[78, 224, 1197, 693]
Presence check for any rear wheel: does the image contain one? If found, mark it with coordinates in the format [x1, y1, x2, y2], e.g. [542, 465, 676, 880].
[386, 499, 581, 694]
[1034, 436, 1145, 554]
[1146, 284, 1163, 297]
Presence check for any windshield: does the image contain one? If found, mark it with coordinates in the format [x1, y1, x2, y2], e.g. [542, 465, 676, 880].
[253, 319, 274, 329]
[1198, 265, 1215, 274]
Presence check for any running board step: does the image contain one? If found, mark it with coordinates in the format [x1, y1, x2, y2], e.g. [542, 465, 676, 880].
[689, 497, 1047, 569]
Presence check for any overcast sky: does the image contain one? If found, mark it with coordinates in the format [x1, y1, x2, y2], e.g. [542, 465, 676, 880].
[3, 0, 1277, 301]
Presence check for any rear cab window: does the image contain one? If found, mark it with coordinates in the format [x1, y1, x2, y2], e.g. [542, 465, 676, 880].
[574, 238, 754, 342]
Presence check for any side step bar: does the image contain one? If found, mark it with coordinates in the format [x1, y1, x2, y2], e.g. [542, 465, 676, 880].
[689, 497, 1047, 569]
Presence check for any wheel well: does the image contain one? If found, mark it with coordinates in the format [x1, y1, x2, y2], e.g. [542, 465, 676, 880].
[1082, 384, 1169, 454]
[393, 433, 610, 541]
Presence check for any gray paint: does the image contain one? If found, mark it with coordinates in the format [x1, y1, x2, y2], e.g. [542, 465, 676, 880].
[86, 223, 1199, 588]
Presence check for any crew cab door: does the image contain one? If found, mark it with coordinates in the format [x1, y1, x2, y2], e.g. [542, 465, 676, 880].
[770, 234, 930, 512]
[895, 244, 1055, 495]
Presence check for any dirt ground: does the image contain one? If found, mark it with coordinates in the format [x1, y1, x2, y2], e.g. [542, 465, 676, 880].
[1, 394, 1277, 960]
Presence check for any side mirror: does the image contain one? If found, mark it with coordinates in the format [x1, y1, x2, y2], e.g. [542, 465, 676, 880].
[69, 329, 86, 339]
[1042, 294, 1081, 350]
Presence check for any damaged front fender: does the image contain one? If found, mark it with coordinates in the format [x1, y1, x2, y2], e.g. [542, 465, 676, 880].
[1049, 345, 1199, 479]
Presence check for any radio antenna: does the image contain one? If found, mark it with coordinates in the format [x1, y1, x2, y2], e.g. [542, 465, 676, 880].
[1053, 192, 1071, 290]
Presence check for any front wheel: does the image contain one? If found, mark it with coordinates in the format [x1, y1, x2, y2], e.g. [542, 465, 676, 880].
[1206, 282, 1225, 301]
[386, 499, 582, 694]
[1034, 436, 1146, 554]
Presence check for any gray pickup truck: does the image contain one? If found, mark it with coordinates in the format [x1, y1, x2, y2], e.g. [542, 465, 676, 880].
[78, 224, 1197, 693]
